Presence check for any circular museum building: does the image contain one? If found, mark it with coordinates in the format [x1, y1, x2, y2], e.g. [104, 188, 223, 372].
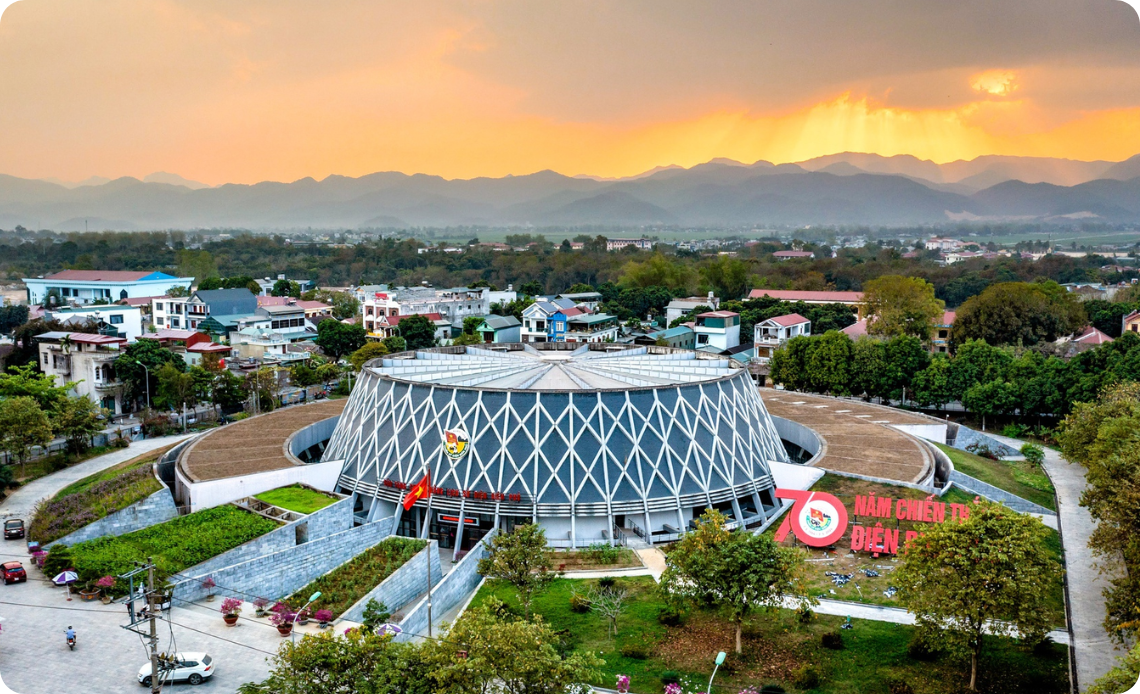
[323, 344, 789, 551]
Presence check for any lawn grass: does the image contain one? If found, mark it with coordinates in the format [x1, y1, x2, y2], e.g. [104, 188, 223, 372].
[935, 443, 1057, 511]
[65, 505, 279, 593]
[469, 577, 1068, 694]
[288, 537, 426, 618]
[13, 445, 115, 485]
[782, 475, 1066, 626]
[254, 484, 339, 514]
[28, 447, 173, 544]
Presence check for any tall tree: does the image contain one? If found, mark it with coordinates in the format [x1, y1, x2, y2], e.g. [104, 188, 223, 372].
[349, 342, 389, 371]
[699, 255, 751, 301]
[113, 340, 186, 409]
[52, 396, 105, 455]
[863, 275, 945, 340]
[951, 281, 1086, 349]
[662, 509, 811, 654]
[0, 363, 69, 412]
[806, 330, 854, 395]
[476, 524, 555, 618]
[895, 502, 1058, 691]
[397, 315, 438, 351]
[0, 396, 53, 469]
[315, 319, 367, 359]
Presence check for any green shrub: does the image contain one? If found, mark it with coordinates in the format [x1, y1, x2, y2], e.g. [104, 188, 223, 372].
[68, 506, 278, 593]
[598, 576, 616, 589]
[361, 599, 391, 630]
[657, 605, 684, 626]
[288, 537, 426, 619]
[619, 642, 648, 659]
[821, 630, 844, 650]
[907, 635, 938, 661]
[797, 604, 815, 623]
[229, 412, 250, 422]
[1002, 423, 1026, 438]
[660, 671, 680, 685]
[582, 542, 622, 564]
[760, 686, 787, 694]
[1020, 443, 1045, 467]
[793, 665, 820, 689]
[42, 544, 71, 577]
[569, 591, 591, 613]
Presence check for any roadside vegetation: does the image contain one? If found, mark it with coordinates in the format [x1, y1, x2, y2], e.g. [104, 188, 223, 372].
[28, 447, 171, 544]
[935, 443, 1056, 511]
[288, 537, 426, 619]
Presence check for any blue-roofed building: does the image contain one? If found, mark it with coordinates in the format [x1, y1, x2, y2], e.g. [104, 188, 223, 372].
[635, 325, 696, 349]
[24, 270, 193, 306]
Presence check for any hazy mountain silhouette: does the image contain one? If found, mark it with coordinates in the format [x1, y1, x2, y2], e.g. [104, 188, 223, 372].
[1, 153, 1138, 229]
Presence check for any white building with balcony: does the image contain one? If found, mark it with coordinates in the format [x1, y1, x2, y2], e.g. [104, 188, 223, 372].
[36, 332, 128, 414]
[23, 270, 192, 306]
[45, 305, 143, 342]
[693, 311, 741, 352]
[753, 313, 811, 363]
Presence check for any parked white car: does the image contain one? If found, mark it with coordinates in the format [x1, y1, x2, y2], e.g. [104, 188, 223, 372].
[137, 652, 215, 687]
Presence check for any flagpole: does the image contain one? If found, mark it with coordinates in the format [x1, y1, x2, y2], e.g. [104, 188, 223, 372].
[424, 469, 433, 639]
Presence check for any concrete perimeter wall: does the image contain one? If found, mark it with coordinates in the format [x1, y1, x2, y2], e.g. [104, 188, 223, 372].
[948, 471, 1055, 516]
[340, 540, 443, 623]
[177, 458, 343, 513]
[952, 427, 1020, 458]
[174, 516, 395, 604]
[396, 528, 496, 641]
[770, 416, 823, 465]
[48, 485, 178, 549]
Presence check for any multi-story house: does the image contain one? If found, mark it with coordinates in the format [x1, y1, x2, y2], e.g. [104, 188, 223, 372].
[45, 304, 144, 342]
[36, 331, 128, 414]
[931, 311, 956, 354]
[665, 292, 719, 325]
[24, 270, 192, 306]
[605, 238, 654, 251]
[693, 311, 741, 351]
[256, 304, 317, 342]
[520, 298, 576, 342]
[548, 309, 619, 343]
[753, 313, 810, 363]
[155, 288, 258, 331]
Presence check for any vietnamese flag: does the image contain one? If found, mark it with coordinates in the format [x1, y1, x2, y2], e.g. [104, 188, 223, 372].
[402, 473, 431, 511]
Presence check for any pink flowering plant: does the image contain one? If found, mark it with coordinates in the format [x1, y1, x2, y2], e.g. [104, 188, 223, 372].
[314, 609, 333, 624]
[664, 685, 682, 694]
[616, 675, 630, 693]
[220, 597, 243, 616]
[95, 575, 116, 589]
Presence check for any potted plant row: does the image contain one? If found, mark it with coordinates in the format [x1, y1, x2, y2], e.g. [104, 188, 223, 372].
[269, 602, 295, 636]
[315, 610, 333, 629]
[221, 598, 243, 626]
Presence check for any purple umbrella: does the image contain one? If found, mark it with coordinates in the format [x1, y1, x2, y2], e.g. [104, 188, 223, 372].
[376, 623, 402, 636]
[52, 571, 77, 586]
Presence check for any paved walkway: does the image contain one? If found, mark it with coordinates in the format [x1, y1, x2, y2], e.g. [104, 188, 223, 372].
[0, 435, 279, 693]
[990, 433, 1119, 692]
[0, 434, 195, 520]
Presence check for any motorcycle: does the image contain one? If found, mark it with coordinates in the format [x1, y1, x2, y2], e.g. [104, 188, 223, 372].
[65, 629, 76, 650]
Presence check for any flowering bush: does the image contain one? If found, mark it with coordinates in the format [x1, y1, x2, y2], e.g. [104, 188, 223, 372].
[220, 597, 243, 616]
[664, 685, 682, 694]
[616, 675, 630, 693]
[253, 597, 269, 613]
[314, 609, 333, 623]
[27, 465, 161, 544]
[201, 577, 216, 590]
[95, 575, 115, 589]
[269, 610, 296, 627]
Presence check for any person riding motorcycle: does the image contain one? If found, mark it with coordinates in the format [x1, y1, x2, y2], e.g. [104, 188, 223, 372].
[65, 626, 76, 649]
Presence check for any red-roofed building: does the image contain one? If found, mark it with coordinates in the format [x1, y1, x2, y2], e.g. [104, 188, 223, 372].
[139, 329, 231, 364]
[773, 250, 815, 260]
[257, 295, 332, 320]
[932, 311, 956, 354]
[369, 312, 452, 342]
[747, 289, 866, 319]
[842, 319, 868, 339]
[35, 331, 128, 414]
[24, 270, 192, 306]
[753, 313, 810, 363]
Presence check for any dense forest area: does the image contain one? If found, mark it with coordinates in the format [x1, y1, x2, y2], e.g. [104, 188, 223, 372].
[0, 230, 1134, 308]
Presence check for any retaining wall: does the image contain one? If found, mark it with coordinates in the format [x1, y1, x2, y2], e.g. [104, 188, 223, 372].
[396, 528, 497, 641]
[173, 516, 395, 604]
[948, 471, 1055, 516]
[339, 540, 443, 623]
[952, 427, 1020, 458]
[177, 497, 354, 581]
[47, 486, 179, 549]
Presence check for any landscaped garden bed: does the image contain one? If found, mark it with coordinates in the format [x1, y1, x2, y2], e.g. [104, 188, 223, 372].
[28, 445, 174, 544]
[58, 505, 279, 594]
[287, 536, 426, 619]
[935, 442, 1057, 511]
[254, 484, 339, 514]
[469, 576, 1069, 694]
[553, 544, 643, 571]
[771, 475, 1066, 627]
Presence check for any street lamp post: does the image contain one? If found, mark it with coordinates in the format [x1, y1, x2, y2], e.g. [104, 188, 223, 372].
[133, 360, 151, 411]
[707, 651, 726, 694]
[292, 591, 322, 646]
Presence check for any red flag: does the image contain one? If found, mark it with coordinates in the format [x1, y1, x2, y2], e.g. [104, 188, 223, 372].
[402, 473, 431, 511]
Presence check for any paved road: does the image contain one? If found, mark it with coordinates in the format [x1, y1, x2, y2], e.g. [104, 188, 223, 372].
[0, 434, 195, 520]
[991, 433, 1120, 692]
[0, 435, 287, 693]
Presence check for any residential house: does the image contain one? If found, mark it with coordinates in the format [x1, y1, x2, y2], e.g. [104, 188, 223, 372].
[476, 315, 522, 343]
[256, 304, 317, 342]
[361, 287, 495, 326]
[924, 237, 965, 251]
[231, 328, 311, 364]
[1060, 326, 1114, 357]
[156, 288, 259, 331]
[747, 289, 866, 319]
[560, 313, 620, 343]
[368, 313, 451, 343]
[1125, 310, 1140, 335]
[556, 292, 603, 311]
[665, 292, 719, 325]
[693, 311, 741, 351]
[634, 325, 696, 349]
[258, 295, 333, 321]
[521, 298, 577, 342]
[23, 270, 192, 306]
[606, 238, 653, 251]
[138, 329, 231, 365]
[932, 311, 956, 354]
[255, 275, 316, 296]
[753, 313, 810, 362]
[45, 304, 143, 342]
[196, 314, 272, 342]
[36, 332, 127, 414]
[841, 319, 868, 339]
[773, 250, 814, 260]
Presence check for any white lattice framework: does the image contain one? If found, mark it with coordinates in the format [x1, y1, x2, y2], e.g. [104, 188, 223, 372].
[325, 345, 788, 542]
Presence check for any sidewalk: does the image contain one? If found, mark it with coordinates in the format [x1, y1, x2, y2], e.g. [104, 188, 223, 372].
[989, 433, 1120, 691]
[0, 433, 195, 520]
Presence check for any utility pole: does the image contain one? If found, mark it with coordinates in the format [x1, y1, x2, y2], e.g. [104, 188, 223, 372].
[148, 561, 160, 694]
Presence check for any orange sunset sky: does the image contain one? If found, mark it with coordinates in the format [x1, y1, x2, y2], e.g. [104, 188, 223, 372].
[0, 0, 1139, 185]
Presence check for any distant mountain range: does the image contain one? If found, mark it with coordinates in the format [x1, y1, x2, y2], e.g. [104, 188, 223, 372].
[2, 152, 1138, 230]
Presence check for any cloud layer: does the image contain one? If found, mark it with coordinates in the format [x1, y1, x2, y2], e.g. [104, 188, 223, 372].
[0, 0, 1138, 183]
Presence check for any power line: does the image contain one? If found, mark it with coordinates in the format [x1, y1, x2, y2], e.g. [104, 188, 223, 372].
[158, 616, 278, 657]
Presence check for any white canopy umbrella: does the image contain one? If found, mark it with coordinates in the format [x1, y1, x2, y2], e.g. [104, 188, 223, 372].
[51, 571, 77, 586]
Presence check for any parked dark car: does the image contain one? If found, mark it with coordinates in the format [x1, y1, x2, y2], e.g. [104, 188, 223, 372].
[3, 519, 24, 540]
[2, 561, 27, 584]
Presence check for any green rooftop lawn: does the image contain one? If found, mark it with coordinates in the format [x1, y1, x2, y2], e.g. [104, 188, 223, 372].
[254, 484, 339, 514]
[65, 505, 279, 593]
[29, 448, 170, 544]
[468, 577, 1068, 694]
[935, 443, 1057, 512]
